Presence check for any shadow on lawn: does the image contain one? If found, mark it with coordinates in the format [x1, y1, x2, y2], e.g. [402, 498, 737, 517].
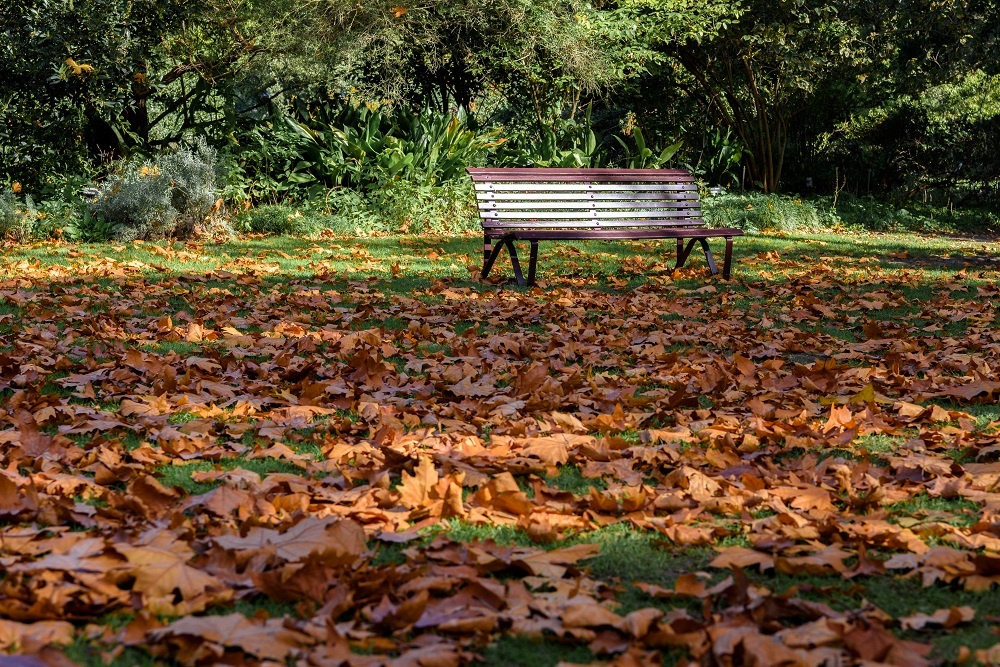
[4, 232, 1000, 301]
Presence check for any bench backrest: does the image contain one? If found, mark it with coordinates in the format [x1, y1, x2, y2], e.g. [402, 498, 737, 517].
[466, 168, 703, 232]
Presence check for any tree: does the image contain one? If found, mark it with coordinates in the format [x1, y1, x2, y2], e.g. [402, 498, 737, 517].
[0, 0, 184, 185]
[621, 0, 864, 192]
[807, 0, 1000, 197]
[0, 0, 318, 188]
[316, 0, 623, 128]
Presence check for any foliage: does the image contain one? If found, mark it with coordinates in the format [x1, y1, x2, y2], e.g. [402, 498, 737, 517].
[819, 70, 1000, 196]
[694, 128, 747, 188]
[0, 0, 185, 187]
[613, 126, 683, 170]
[62, 207, 126, 243]
[4, 0, 999, 219]
[237, 180, 479, 236]
[235, 205, 327, 237]
[703, 192, 827, 234]
[318, 0, 624, 123]
[497, 104, 603, 168]
[626, 0, 866, 192]
[88, 139, 224, 241]
[0, 188, 36, 242]
[288, 104, 503, 190]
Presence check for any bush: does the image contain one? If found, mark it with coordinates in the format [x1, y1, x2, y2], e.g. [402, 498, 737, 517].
[89, 138, 227, 241]
[235, 205, 328, 236]
[236, 180, 479, 237]
[702, 192, 827, 234]
[0, 188, 36, 242]
[363, 180, 479, 235]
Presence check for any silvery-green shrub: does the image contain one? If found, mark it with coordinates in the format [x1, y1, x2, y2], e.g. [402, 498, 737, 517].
[89, 138, 225, 241]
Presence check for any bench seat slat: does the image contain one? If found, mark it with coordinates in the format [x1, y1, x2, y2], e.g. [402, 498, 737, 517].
[478, 201, 702, 211]
[481, 210, 704, 220]
[477, 192, 700, 202]
[474, 183, 698, 192]
[483, 219, 704, 229]
[505, 227, 742, 240]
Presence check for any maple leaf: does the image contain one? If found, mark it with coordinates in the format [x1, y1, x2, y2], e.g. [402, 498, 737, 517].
[519, 437, 571, 466]
[448, 375, 495, 397]
[148, 614, 314, 663]
[514, 542, 600, 577]
[114, 532, 227, 611]
[899, 605, 975, 630]
[213, 516, 366, 564]
[127, 475, 181, 518]
[0, 619, 75, 651]
[397, 457, 439, 509]
[709, 547, 775, 572]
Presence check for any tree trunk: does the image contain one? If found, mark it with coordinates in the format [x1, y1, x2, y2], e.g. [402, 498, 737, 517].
[123, 71, 151, 147]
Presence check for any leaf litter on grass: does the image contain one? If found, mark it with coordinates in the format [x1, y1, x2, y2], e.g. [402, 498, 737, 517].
[2, 238, 1000, 665]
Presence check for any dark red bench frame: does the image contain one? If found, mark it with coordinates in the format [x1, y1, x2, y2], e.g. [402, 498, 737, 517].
[467, 168, 743, 286]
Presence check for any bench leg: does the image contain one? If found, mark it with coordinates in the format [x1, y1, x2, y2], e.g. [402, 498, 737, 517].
[699, 238, 718, 276]
[527, 241, 539, 286]
[723, 236, 733, 280]
[505, 238, 526, 287]
[483, 233, 493, 268]
[482, 237, 506, 280]
[676, 238, 698, 269]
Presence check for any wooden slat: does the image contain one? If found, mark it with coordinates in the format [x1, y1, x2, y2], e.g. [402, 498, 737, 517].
[473, 183, 696, 192]
[467, 168, 695, 183]
[480, 209, 704, 220]
[476, 191, 700, 202]
[483, 219, 704, 229]
[490, 228, 742, 240]
[478, 201, 701, 211]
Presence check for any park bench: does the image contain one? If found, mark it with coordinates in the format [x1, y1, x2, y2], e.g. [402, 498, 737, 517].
[467, 168, 743, 286]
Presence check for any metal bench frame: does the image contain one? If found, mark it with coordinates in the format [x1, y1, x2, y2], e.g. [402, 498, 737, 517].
[468, 168, 743, 286]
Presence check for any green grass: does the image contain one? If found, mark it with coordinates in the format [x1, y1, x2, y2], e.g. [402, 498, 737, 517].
[545, 465, 607, 495]
[155, 457, 308, 495]
[138, 340, 208, 355]
[446, 522, 536, 547]
[5, 230, 998, 292]
[477, 636, 594, 667]
[885, 493, 981, 528]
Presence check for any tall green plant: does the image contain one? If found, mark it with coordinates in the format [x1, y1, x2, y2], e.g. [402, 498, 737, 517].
[498, 103, 602, 167]
[697, 128, 746, 187]
[287, 104, 501, 189]
[613, 127, 682, 169]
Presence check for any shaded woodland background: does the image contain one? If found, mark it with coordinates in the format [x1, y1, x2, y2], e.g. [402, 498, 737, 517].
[2, 0, 999, 239]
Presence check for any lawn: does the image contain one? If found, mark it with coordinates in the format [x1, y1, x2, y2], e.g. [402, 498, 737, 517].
[1, 230, 1000, 666]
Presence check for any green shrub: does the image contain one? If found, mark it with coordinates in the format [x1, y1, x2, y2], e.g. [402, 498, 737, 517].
[235, 205, 328, 236]
[237, 180, 479, 237]
[702, 192, 827, 234]
[363, 180, 479, 235]
[286, 105, 502, 193]
[0, 189, 36, 242]
[62, 207, 124, 242]
[810, 193, 895, 231]
[89, 138, 227, 241]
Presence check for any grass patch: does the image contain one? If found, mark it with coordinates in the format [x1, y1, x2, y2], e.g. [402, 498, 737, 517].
[545, 465, 607, 495]
[886, 493, 980, 528]
[476, 636, 594, 667]
[155, 457, 307, 495]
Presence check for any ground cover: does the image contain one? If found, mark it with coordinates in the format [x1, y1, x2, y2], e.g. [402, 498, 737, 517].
[1, 231, 1000, 666]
